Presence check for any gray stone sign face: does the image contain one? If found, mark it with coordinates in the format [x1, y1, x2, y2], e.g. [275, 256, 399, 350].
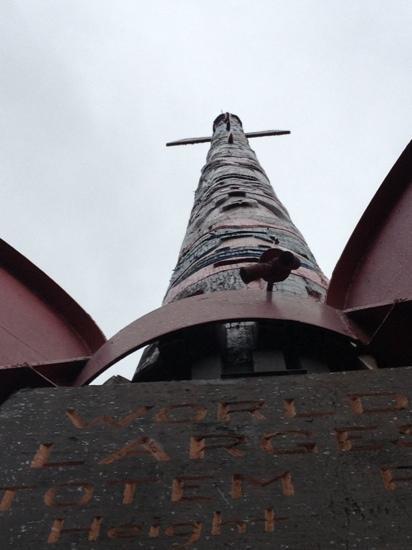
[0, 369, 411, 549]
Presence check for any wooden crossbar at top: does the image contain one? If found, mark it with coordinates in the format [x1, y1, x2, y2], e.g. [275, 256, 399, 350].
[166, 130, 290, 147]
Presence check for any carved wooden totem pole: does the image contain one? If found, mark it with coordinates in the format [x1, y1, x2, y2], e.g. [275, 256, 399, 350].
[0, 114, 411, 548]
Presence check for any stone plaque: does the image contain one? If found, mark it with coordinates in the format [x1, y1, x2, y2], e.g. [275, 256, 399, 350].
[0, 369, 411, 548]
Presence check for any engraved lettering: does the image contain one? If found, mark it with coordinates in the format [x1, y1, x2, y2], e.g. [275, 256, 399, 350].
[107, 524, 142, 539]
[261, 430, 318, 454]
[349, 392, 408, 415]
[250, 509, 288, 532]
[0, 485, 36, 512]
[397, 424, 412, 447]
[31, 443, 84, 469]
[107, 478, 158, 505]
[283, 398, 334, 418]
[264, 509, 275, 533]
[155, 403, 207, 423]
[217, 400, 265, 422]
[99, 437, 170, 464]
[47, 516, 102, 543]
[66, 406, 153, 429]
[190, 434, 246, 459]
[171, 476, 213, 502]
[165, 521, 203, 546]
[44, 482, 94, 507]
[381, 467, 412, 491]
[211, 512, 247, 535]
[231, 472, 294, 498]
[149, 517, 161, 538]
[335, 425, 383, 451]
[211, 509, 287, 535]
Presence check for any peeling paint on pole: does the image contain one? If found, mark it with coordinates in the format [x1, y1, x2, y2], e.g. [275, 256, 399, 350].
[164, 113, 327, 304]
[134, 114, 331, 381]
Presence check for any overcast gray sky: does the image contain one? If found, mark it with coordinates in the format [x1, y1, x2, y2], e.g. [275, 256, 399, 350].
[1, 1, 411, 382]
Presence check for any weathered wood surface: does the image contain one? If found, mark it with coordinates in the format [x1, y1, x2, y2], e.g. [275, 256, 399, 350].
[164, 113, 327, 304]
[0, 368, 411, 548]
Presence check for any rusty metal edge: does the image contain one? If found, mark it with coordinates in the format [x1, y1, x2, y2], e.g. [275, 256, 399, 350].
[75, 289, 364, 386]
[327, 140, 412, 309]
[0, 239, 106, 352]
